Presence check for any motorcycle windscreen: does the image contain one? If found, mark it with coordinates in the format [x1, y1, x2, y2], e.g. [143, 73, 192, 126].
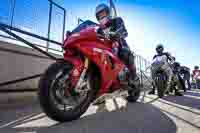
[71, 20, 98, 34]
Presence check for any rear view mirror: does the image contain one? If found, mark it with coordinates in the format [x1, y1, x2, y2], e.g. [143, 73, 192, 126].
[66, 31, 71, 37]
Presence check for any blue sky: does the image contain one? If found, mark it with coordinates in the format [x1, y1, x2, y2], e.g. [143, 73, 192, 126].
[0, 0, 199, 69]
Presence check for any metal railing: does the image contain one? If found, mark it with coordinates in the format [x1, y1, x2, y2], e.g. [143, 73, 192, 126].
[0, 1, 154, 92]
[0, 0, 66, 54]
[0, 0, 66, 91]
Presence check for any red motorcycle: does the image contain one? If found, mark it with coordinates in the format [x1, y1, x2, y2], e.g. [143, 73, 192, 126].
[38, 20, 140, 122]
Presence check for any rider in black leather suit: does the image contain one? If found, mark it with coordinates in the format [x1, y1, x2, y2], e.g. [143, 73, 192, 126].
[149, 44, 183, 96]
[95, 4, 139, 85]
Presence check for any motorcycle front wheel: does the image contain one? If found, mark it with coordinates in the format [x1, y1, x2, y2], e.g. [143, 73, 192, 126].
[155, 73, 167, 98]
[38, 61, 99, 122]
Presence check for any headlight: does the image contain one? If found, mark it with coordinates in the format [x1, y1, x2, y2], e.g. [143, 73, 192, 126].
[71, 33, 80, 37]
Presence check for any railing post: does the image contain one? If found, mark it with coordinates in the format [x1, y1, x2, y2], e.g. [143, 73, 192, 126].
[47, 1, 53, 52]
[11, 0, 16, 28]
[62, 10, 66, 43]
[139, 56, 143, 87]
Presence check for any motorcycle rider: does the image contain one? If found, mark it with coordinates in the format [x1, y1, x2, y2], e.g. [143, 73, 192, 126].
[180, 66, 191, 91]
[149, 44, 183, 96]
[95, 4, 139, 85]
[192, 66, 200, 89]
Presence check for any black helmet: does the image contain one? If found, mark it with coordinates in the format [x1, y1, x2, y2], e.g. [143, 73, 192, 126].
[171, 56, 176, 61]
[156, 44, 164, 54]
[194, 66, 199, 70]
[95, 4, 110, 21]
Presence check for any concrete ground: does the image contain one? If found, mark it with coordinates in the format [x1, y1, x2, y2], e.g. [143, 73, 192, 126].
[0, 89, 199, 133]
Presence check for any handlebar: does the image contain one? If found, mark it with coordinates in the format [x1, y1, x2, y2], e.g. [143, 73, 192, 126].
[96, 27, 112, 40]
[169, 59, 175, 65]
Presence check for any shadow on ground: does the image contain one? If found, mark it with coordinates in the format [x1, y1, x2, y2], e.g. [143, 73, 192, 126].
[0, 102, 177, 133]
[145, 92, 200, 130]
[162, 92, 200, 110]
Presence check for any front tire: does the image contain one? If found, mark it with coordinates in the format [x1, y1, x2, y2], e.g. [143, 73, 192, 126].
[156, 73, 167, 98]
[38, 61, 99, 122]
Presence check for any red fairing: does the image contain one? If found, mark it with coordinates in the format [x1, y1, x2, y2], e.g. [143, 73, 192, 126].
[64, 26, 112, 50]
[63, 26, 125, 96]
[63, 56, 84, 87]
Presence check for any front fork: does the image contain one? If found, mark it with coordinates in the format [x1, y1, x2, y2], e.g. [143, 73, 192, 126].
[74, 58, 90, 93]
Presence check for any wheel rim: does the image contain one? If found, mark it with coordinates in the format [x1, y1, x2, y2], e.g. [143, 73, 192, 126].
[49, 68, 89, 112]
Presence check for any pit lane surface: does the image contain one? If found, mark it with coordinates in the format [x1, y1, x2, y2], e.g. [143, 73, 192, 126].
[0, 90, 200, 133]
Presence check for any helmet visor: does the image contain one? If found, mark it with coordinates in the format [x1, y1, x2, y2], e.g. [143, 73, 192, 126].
[156, 47, 163, 53]
[97, 10, 108, 21]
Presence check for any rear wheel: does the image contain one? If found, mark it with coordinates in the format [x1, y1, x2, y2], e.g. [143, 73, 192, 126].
[127, 76, 141, 103]
[38, 61, 99, 122]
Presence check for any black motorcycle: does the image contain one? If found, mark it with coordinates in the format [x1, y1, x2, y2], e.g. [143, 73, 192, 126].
[151, 58, 184, 98]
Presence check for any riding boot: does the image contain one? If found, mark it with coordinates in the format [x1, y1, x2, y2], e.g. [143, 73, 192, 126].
[187, 80, 191, 90]
[174, 77, 183, 96]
